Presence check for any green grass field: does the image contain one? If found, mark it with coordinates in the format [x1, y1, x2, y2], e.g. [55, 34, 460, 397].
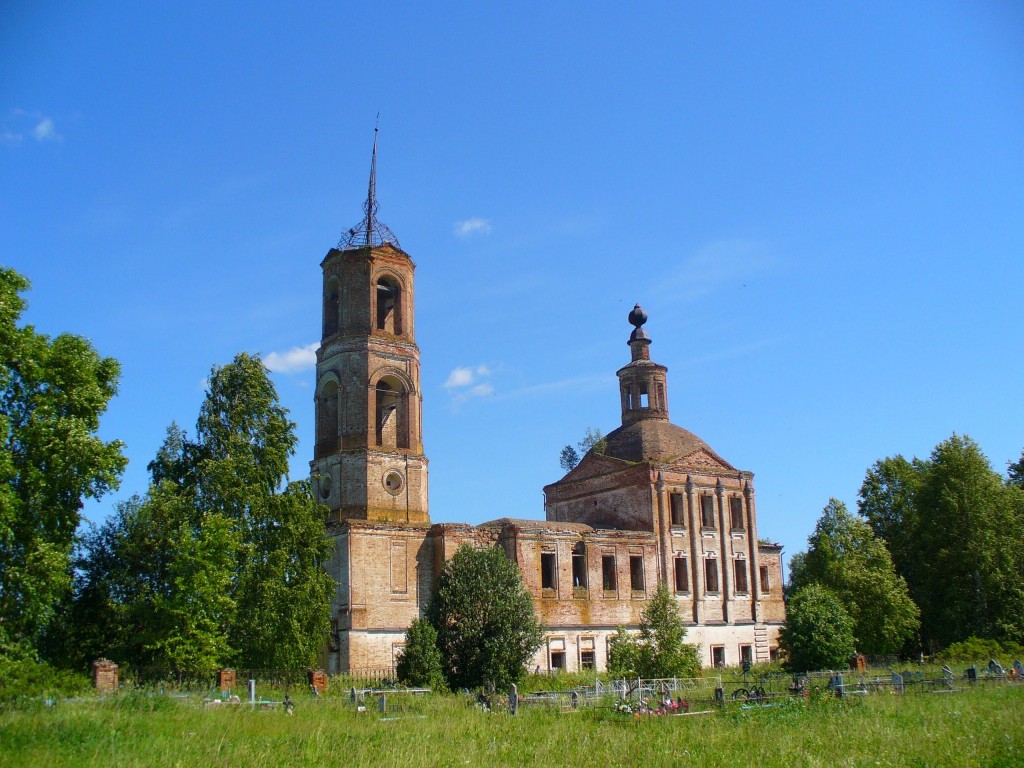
[2, 684, 1022, 767]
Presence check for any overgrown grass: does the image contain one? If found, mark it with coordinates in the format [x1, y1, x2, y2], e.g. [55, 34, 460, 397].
[2, 683, 1022, 767]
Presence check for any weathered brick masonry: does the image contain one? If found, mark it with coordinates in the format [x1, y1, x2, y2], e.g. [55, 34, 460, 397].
[313, 151, 785, 674]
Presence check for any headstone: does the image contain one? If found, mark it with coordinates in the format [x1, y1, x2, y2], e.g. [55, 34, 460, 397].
[92, 658, 118, 692]
[965, 666, 977, 683]
[892, 673, 904, 694]
[248, 679, 256, 704]
[509, 684, 518, 715]
[1014, 660, 1024, 679]
[571, 690, 579, 710]
[988, 660, 1004, 677]
[378, 693, 387, 713]
[217, 668, 236, 693]
[832, 674, 844, 698]
[902, 670, 914, 687]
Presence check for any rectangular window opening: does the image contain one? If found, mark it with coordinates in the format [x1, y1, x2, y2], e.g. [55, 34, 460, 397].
[572, 544, 587, 589]
[740, 645, 753, 666]
[670, 493, 685, 526]
[730, 497, 745, 530]
[734, 559, 749, 593]
[639, 383, 649, 408]
[550, 651, 566, 672]
[629, 555, 645, 592]
[711, 645, 726, 668]
[674, 556, 689, 593]
[701, 496, 716, 529]
[705, 558, 719, 593]
[759, 565, 770, 593]
[580, 650, 596, 671]
[541, 551, 557, 591]
[602, 554, 617, 591]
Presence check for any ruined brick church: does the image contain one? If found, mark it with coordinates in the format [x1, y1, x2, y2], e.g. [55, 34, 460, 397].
[312, 138, 785, 675]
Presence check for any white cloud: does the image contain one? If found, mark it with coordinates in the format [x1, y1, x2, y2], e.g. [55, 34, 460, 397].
[264, 342, 318, 373]
[32, 118, 58, 142]
[2, 110, 61, 146]
[453, 217, 492, 237]
[444, 364, 495, 404]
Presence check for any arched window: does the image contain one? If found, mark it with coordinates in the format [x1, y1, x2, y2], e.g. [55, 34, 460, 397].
[376, 276, 402, 334]
[375, 375, 408, 449]
[323, 276, 341, 337]
[317, 380, 339, 454]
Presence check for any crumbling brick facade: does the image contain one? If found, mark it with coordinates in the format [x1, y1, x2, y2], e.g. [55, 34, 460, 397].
[315, 169, 785, 675]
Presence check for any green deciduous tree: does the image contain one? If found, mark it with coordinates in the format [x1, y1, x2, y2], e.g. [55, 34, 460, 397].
[0, 268, 126, 656]
[858, 436, 1024, 650]
[427, 545, 543, 690]
[558, 427, 607, 472]
[395, 618, 446, 690]
[791, 499, 919, 655]
[63, 353, 333, 674]
[608, 583, 700, 678]
[779, 584, 855, 672]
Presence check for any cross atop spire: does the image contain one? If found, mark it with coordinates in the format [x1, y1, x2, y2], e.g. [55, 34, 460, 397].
[339, 122, 401, 250]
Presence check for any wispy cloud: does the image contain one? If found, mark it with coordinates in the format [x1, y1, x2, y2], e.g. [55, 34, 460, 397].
[659, 239, 773, 301]
[444, 364, 495, 404]
[264, 343, 318, 373]
[454, 217, 492, 237]
[2, 110, 62, 145]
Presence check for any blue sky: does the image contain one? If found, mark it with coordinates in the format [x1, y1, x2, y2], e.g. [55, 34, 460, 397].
[3, 2, 1023, 567]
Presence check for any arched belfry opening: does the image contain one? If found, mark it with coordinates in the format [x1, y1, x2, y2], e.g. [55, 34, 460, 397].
[317, 379, 339, 456]
[376, 276, 402, 335]
[375, 375, 409, 449]
[323, 276, 341, 337]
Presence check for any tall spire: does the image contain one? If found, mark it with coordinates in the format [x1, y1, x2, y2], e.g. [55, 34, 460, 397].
[339, 121, 400, 250]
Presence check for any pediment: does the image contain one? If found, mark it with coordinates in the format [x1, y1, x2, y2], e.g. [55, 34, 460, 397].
[675, 448, 735, 472]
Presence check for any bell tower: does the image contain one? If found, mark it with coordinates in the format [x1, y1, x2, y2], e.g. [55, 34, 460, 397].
[311, 130, 429, 524]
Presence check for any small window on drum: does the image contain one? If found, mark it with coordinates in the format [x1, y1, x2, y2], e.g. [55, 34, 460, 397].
[383, 471, 404, 495]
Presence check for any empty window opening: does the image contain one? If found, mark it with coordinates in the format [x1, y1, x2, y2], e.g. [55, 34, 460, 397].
[674, 557, 689, 593]
[740, 644, 753, 666]
[317, 380, 339, 454]
[323, 277, 340, 337]
[629, 555, 645, 592]
[602, 555, 617, 591]
[541, 551, 557, 590]
[550, 651, 566, 671]
[759, 565, 770, 593]
[639, 383, 649, 408]
[730, 497, 745, 530]
[701, 496, 716, 528]
[375, 277, 402, 334]
[624, 387, 633, 410]
[580, 638, 596, 670]
[670, 493, 686, 526]
[375, 379, 403, 448]
[571, 542, 587, 588]
[704, 558, 720, 593]
[711, 645, 726, 668]
[734, 559, 749, 593]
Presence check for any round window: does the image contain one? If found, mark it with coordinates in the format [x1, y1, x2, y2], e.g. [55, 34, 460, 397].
[384, 471, 404, 494]
[319, 475, 332, 500]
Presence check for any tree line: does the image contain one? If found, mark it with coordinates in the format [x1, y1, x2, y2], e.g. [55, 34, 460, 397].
[782, 435, 1024, 671]
[1, 268, 333, 676]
